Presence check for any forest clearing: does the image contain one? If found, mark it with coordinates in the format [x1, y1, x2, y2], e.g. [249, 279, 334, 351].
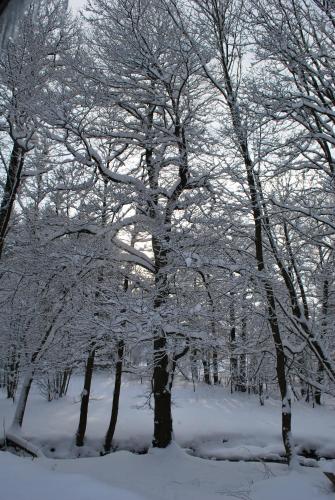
[1, 375, 335, 499]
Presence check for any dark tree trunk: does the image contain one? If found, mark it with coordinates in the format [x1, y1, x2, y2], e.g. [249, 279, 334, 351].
[265, 282, 293, 462]
[238, 313, 247, 392]
[104, 340, 124, 453]
[198, 271, 219, 384]
[59, 368, 72, 398]
[195, 1, 293, 462]
[202, 355, 211, 385]
[169, 344, 190, 392]
[6, 346, 20, 400]
[315, 361, 323, 405]
[229, 296, 238, 393]
[259, 379, 264, 406]
[190, 348, 199, 384]
[76, 348, 95, 447]
[315, 278, 329, 405]
[152, 334, 172, 448]
[0, 0, 11, 17]
[0, 141, 25, 258]
[151, 247, 173, 448]
[149, 91, 189, 448]
[144, 102, 174, 449]
[212, 350, 219, 385]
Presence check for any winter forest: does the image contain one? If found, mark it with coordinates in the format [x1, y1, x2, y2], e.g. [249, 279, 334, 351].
[0, 0, 334, 499]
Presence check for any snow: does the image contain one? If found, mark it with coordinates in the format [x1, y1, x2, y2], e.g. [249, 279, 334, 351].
[0, 452, 145, 500]
[251, 469, 331, 500]
[1, 375, 335, 499]
[0, 444, 332, 500]
[2, 375, 335, 459]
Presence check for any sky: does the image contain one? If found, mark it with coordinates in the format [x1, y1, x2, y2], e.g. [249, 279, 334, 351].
[69, 0, 86, 12]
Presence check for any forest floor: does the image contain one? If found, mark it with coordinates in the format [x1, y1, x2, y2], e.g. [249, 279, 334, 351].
[1, 374, 335, 499]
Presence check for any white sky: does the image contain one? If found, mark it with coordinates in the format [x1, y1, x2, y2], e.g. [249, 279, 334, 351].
[69, 0, 86, 12]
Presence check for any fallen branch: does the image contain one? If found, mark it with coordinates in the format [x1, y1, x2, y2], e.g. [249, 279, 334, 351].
[323, 472, 335, 487]
[3, 432, 44, 458]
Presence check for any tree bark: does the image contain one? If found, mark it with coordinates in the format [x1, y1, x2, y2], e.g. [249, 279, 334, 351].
[10, 370, 34, 429]
[76, 347, 95, 447]
[229, 295, 238, 393]
[315, 278, 329, 405]
[59, 368, 72, 398]
[0, 141, 26, 258]
[201, 6, 293, 459]
[104, 340, 124, 453]
[202, 355, 211, 385]
[6, 345, 20, 400]
[212, 350, 219, 385]
[152, 334, 172, 448]
[190, 348, 199, 384]
[238, 312, 247, 392]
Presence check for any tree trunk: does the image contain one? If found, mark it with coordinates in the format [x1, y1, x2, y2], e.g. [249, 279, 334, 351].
[202, 355, 211, 385]
[9, 320, 58, 430]
[0, 141, 26, 258]
[149, 92, 189, 448]
[196, 0, 293, 463]
[59, 368, 72, 398]
[104, 340, 124, 453]
[314, 362, 323, 405]
[212, 349, 219, 385]
[315, 278, 329, 405]
[190, 348, 199, 384]
[76, 348, 95, 447]
[169, 344, 190, 392]
[6, 345, 20, 400]
[10, 370, 34, 430]
[238, 313, 247, 392]
[152, 334, 172, 448]
[229, 296, 238, 393]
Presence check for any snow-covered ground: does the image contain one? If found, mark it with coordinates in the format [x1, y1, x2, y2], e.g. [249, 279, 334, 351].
[1, 443, 333, 500]
[1, 374, 335, 459]
[1, 374, 335, 499]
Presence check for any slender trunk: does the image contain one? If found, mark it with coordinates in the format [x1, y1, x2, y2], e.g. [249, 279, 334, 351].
[10, 370, 34, 430]
[59, 368, 72, 398]
[202, 355, 211, 385]
[250, 164, 293, 463]
[0, 142, 25, 258]
[224, 74, 292, 462]
[9, 317, 60, 429]
[212, 350, 219, 385]
[169, 343, 189, 392]
[76, 348, 95, 447]
[238, 312, 247, 392]
[315, 278, 329, 405]
[6, 346, 20, 400]
[265, 281, 293, 462]
[76, 179, 107, 447]
[259, 379, 264, 406]
[314, 362, 323, 405]
[104, 340, 124, 453]
[230, 296, 238, 393]
[204, 3, 293, 462]
[259, 183, 335, 383]
[173, 0, 294, 462]
[234, 111, 292, 463]
[190, 348, 199, 383]
[198, 272, 218, 384]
